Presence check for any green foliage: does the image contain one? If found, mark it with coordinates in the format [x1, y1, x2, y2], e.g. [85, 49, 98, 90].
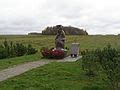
[9, 41, 15, 57]
[0, 45, 8, 59]
[0, 35, 120, 50]
[82, 45, 120, 90]
[27, 44, 38, 55]
[14, 43, 27, 56]
[42, 25, 88, 35]
[0, 40, 38, 59]
[65, 46, 69, 50]
[3, 39, 10, 57]
[0, 35, 119, 89]
[82, 50, 99, 77]
[95, 45, 120, 90]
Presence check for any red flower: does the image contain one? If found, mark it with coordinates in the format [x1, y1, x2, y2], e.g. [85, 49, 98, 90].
[52, 49, 65, 59]
[41, 47, 66, 59]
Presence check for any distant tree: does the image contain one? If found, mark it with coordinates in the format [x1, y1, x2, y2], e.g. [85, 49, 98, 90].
[42, 25, 88, 35]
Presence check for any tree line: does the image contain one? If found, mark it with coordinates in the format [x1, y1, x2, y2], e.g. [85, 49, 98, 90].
[42, 25, 88, 35]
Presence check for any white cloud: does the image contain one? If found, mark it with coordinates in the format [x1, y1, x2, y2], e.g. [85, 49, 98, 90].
[0, 0, 120, 34]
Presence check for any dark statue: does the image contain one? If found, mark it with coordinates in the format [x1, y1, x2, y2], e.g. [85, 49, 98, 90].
[55, 25, 65, 49]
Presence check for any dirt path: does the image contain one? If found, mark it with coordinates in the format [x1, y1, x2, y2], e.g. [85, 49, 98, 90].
[0, 56, 82, 82]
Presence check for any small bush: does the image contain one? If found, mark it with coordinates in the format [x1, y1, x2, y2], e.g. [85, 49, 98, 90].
[95, 45, 120, 90]
[27, 44, 38, 55]
[82, 50, 99, 77]
[0, 40, 38, 59]
[82, 45, 120, 90]
[14, 43, 27, 56]
[3, 39, 10, 57]
[0, 45, 8, 59]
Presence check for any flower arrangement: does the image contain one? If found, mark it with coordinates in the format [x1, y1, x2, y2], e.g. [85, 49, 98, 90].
[41, 47, 67, 59]
[52, 49, 65, 59]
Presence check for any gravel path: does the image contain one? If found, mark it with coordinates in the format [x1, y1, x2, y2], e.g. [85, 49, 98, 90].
[0, 56, 82, 82]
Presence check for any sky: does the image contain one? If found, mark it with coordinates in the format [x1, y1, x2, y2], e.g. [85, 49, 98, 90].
[0, 0, 120, 35]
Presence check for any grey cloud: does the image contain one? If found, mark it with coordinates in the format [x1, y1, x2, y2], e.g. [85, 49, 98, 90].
[0, 27, 41, 35]
[43, 0, 89, 19]
[0, 0, 120, 34]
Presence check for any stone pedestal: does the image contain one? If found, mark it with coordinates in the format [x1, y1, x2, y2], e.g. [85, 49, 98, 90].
[70, 43, 80, 57]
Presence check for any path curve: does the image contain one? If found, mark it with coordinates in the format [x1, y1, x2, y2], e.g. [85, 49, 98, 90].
[0, 56, 82, 82]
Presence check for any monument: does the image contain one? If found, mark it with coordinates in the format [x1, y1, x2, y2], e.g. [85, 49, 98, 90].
[41, 25, 79, 59]
[55, 25, 65, 49]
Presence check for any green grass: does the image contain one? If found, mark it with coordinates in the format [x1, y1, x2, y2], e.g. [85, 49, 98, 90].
[0, 35, 120, 70]
[0, 35, 119, 89]
[0, 61, 107, 90]
[0, 35, 120, 50]
[0, 53, 41, 70]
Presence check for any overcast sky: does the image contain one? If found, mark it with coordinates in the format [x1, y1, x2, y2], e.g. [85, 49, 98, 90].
[0, 0, 120, 35]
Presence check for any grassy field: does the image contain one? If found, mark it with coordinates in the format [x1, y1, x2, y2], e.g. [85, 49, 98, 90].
[0, 35, 120, 70]
[0, 35, 120, 50]
[0, 35, 120, 69]
[0, 60, 108, 90]
[0, 35, 119, 89]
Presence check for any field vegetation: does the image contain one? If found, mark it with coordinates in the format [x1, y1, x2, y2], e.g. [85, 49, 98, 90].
[0, 35, 120, 89]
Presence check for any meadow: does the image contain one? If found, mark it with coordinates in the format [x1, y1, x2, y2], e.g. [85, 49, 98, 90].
[0, 35, 120, 89]
[0, 35, 120, 50]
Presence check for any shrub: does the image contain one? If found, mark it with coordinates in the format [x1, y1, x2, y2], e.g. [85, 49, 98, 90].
[0, 45, 8, 59]
[82, 50, 99, 77]
[9, 41, 15, 57]
[27, 44, 38, 55]
[0, 40, 38, 59]
[14, 43, 27, 56]
[82, 45, 120, 90]
[95, 45, 120, 90]
[3, 40, 10, 57]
